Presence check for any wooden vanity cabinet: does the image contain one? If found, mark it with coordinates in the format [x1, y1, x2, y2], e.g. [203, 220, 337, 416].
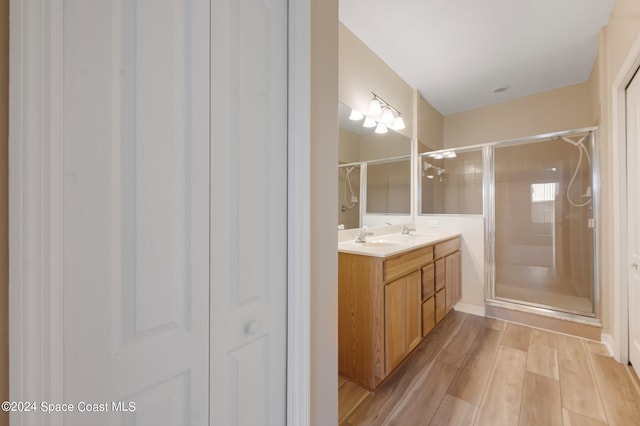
[338, 236, 461, 391]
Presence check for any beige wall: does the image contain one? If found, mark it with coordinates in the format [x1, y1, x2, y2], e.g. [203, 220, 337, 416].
[588, 54, 601, 125]
[444, 82, 592, 148]
[0, 1, 7, 425]
[417, 91, 444, 152]
[339, 22, 414, 140]
[594, 0, 640, 339]
[311, 0, 338, 424]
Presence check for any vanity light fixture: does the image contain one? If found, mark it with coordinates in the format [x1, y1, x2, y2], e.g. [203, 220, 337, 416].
[363, 93, 406, 132]
[392, 116, 406, 130]
[381, 108, 395, 125]
[368, 98, 382, 116]
[349, 109, 364, 121]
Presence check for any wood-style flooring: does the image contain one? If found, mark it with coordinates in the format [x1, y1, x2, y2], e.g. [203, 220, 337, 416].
[339, 311, 640, 425]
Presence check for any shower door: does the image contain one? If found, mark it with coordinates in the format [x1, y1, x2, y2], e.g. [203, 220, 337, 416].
[492, 133, 596, 316]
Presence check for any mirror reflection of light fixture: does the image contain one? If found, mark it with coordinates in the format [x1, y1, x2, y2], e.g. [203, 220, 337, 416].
[428, 150, 457, 160]
[363, 117, 377, 128]
[375, 123, 388, 134]
[349, 109, 364, 121]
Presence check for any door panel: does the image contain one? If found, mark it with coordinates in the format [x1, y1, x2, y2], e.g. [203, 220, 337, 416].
[385, 278, 406, 373]
[63, 1, 210, 424]
[210, 0, 288, 424]
[627, 69, 640, 376]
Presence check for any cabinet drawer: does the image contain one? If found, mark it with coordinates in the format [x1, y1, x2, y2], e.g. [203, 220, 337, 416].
[434, 237, 461, 259]
[422, 296, 435, 337]
[421, 263, 435, 300]
[435, 289, 446, 323]
[384, 245, 434, 283]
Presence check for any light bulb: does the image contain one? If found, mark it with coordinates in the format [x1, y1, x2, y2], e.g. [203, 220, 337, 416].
[368, 99, 382, 117]
[363, 117, 376, 128]
[375, 123, 388, 134]
[432, 153, 444, 160]
[349, 109, 364, 121]
[381, 108, 394, 125]
[426, 174, 434, 179]
[443, 151, 457, 158]
[392, 116, 406, 130]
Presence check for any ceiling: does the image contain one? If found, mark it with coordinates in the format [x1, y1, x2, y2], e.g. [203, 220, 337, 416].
[339, 0, 615, 115]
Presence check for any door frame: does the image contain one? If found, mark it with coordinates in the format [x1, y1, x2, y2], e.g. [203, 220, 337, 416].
[8, 0, 312, 425]
[287, 0, 312, 424]
[611, 33, 640, 364]
[9, 0, 65, 424]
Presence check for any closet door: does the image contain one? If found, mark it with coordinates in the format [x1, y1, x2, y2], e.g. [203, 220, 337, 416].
[63, 1, 210, 424]
[209, 0, 288, 424]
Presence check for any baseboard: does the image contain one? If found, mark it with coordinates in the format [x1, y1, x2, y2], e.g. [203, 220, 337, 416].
[454, 303, 485, 317]
[601, 333, 615, 358]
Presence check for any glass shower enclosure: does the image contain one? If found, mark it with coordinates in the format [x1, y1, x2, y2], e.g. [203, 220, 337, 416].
[486, 129, 598, 317]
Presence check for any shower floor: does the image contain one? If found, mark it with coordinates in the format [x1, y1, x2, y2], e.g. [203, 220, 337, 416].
[495, 264, 593, 315]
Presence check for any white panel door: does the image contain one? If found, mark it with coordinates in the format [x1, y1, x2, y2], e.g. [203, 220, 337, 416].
[209, 0, 288, 424]
[62, 1, 210, 425]
[627, 69, 640, 377]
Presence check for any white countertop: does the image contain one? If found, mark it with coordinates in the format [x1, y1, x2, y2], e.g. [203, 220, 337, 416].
[338, 232, 460, 258]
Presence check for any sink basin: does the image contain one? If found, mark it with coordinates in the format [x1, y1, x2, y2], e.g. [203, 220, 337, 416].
[358, 240, 401, 247]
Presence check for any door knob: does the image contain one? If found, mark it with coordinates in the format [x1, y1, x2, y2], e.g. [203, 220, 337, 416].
[245, 321, 260, 335]
[633, 263, 639, 270]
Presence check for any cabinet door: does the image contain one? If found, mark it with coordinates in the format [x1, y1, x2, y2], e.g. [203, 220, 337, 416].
[422, 297, 435, 336]
[445, 254, 455, 312]
[453, 251, 462, 304]
[406, 271, 422, 352]
[435, 289, 446, 323]
[385, 277, 406, 373]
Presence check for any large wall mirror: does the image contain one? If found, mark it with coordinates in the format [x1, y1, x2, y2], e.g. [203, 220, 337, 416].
[338, 102, 412, 229]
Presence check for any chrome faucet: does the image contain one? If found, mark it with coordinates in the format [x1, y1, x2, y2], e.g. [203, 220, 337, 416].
[402, 224, 416, 235]
[355, 227, 374, 243]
